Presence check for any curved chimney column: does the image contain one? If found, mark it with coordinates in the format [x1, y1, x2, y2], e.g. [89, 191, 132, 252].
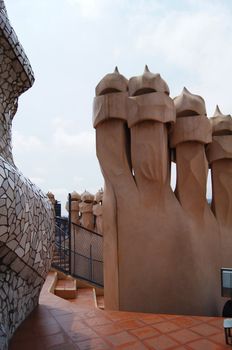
[206, 106, 232, 266]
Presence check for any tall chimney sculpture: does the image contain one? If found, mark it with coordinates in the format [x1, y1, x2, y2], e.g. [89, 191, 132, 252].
[93, 67, 224, 316]
[207, 106, 232, 267]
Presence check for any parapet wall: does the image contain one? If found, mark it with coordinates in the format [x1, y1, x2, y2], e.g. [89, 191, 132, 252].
[0, 2, 54, 349]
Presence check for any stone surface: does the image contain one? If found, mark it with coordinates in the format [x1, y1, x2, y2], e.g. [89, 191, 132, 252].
[47, 191, 56, 206]
[79, 191, 95, 231]
[93, 67, 226, 316]
[70, 191, 81, 225]
[67, 189, 104, 233]
[206, 106, 232, 267]
[0, 2, 34, 166]
[93, 189, 103, 234]
[0, 2, 54, 348]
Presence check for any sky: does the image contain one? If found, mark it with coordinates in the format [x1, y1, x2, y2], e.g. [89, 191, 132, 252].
[5, 0, 232, 214]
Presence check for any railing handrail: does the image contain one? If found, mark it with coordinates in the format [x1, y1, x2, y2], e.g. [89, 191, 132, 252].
[53, 213, 104, 287]
[54, 241, 69, 251]
[70, 250, 103, 263]
[55, 224, 68, 236]
[71, 221, 103, 237]
[55, 216, 68, 224]
[55, 215, 103, 238]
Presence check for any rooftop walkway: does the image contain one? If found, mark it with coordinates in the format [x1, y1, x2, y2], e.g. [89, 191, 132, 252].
[9, 272, 230, 349]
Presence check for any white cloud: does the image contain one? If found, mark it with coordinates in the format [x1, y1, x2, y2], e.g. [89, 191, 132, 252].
[112, 47, 121, 59]
[51, 117, 95, 152]
[12, 130, 45, 152]
[171, 163, 176, 191]
[207, 170, 212, 200]
[50, 187, 69, 196]
[134, 2, 231, 71]
[9, 0, 231, 212]
[53, 128, 95, 152]
[127, 0, 232, 115]
[73, 175, 84, 189]
[30, 177, 45, 186]
[66, 0, 108, 19]
[51, 117, 75, 130]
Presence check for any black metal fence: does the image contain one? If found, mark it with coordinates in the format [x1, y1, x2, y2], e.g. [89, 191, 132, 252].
[53, 217, 70, 274]
[52, 212, 104, 287]
[71, 223, 103, 286]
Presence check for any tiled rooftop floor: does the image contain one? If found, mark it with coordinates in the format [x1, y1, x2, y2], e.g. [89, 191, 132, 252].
[56, 279, 76, 289]
[9, 272, 231, 349]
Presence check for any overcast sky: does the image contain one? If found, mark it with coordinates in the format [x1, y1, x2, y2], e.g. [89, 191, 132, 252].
[6, 0, 232, 213]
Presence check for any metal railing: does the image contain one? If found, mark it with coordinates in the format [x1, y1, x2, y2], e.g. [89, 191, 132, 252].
[52, 214, 104, 287]
[71, 222, 103, 286]
[53, 217, 70, 274]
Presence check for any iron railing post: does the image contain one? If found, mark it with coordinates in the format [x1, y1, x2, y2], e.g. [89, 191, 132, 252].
[90, 244, 93, 281]
[58, 221, 62, 268]
[74, 224, 76, 276]
[68, 193, 72, 275]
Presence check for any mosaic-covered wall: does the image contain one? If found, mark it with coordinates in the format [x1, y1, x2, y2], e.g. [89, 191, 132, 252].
[0, 2, 54, 349]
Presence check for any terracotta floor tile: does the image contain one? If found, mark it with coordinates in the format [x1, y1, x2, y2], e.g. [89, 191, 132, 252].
[68, 327, 99, 343]
[172, 317, 202, 328]
[31, 305, 51, 318]
[9, 338, 45, 350]
[106, 311, 138, 322]
[34, 321, 63, 336]
[115, 319, 145, 330]
[144, 334, 179, 349]
[9, 327, 36, 341]
[56, 280, 65, 288]
[80, 310, 99, 318]
[152, 321, 181, 333]
[64, 280, 75, 288]
[115, 341, 149, 349]
[94, 323, 124, 336]
[42, 333, 68, 349]
[33, 316, 58, 327]
[169, 329, 201, 343]
[188, 338, 228, 350]
[130, 325, 160, 340]
[193, 316, 218, 322]
[8, 273, 229, 350]
[190, 323, 221, 336]
[161, 314, 182, 320]
[209, 333, 228, 346]
[141, 315, 166, 325]
[85, 316, 112, 327]
[61, 319, 88, 332]
[106, 331, 138, 347]
[208, 319, 224, 329]
[77, 337, 110, 350]
[78, 288, 94, 295]
[50, 308, 74, 317]
[55, 313, 84, 327]
[49, 344, 78, 350]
